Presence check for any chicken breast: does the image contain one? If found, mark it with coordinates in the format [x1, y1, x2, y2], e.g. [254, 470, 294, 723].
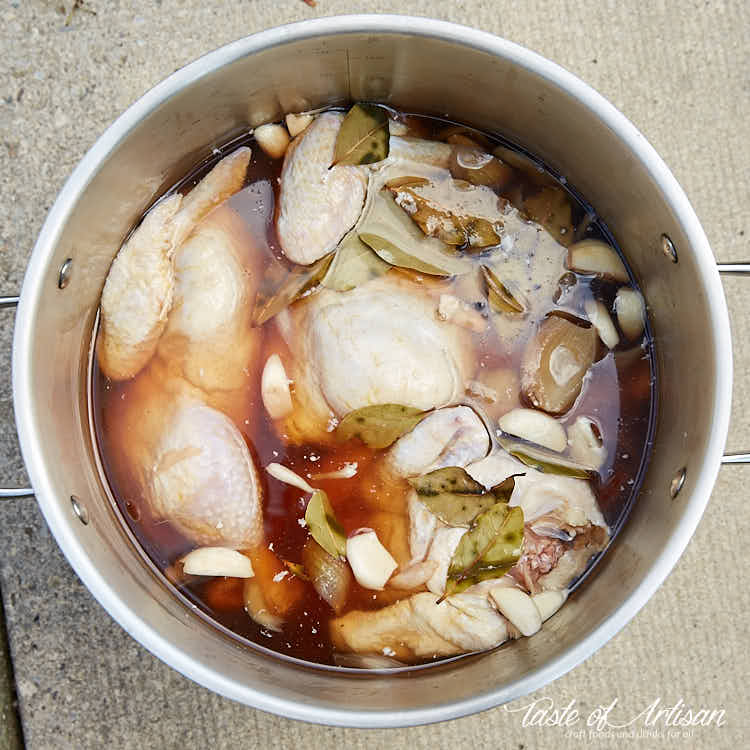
[98, 148, 251, 380]
[275, 275, 477, 443]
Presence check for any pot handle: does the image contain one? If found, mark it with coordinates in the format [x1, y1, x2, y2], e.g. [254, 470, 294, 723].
[1, 295, 35, 498]
[717, 263, 750, 464]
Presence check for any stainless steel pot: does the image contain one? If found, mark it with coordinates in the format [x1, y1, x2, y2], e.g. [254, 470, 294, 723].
[2, 15, 746, 727]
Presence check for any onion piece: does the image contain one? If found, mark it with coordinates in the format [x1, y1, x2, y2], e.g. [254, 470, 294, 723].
[498, 408, 567, 452]
[566, 240, 629, 282]
[254, 123, 290, 159]
[265, 462, 314, 493]
[614, 287, 646, 341]
[584, 298, 620, 349]
[346, 530, 398, 590]
[567, 416, 606, 469]
[521, 315, 597, 415]
[302, 538, 352, 613]
[243, 578, 284, 631]
[261, 354, 293, 419]
[181, 547, 254, 578]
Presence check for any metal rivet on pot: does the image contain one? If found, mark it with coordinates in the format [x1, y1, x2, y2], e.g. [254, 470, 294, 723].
[670, 467, 686, 499]
[70, 495, 89, 524]
[58, 258, 73, 289]
[661, 235, 678, 263]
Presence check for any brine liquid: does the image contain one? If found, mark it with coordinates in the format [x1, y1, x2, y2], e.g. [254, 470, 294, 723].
[91, 112, 656, 668]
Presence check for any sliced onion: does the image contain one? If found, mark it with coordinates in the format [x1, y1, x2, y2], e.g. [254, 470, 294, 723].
[567, 240, 628, 282]
[285, 113, 314, 137]
[614, 287, 646, 341]
[498, 408, 567, 452]
[302, 537, 352, 614]
[243, 578, 284, 632]
[521, 315, 597, 415]
[584, 298, 620, 349]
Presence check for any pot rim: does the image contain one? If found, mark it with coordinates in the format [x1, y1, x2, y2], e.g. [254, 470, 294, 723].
[12, 14, 732, 727]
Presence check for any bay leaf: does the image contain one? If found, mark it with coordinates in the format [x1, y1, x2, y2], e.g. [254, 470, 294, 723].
[332, 103, 390, 167]
[481, 265, 525, 314]
[497, 434, 595, 479]
[388, 185, 503, 251]
[304, 489, 347, 559]
[251, 253, 334, 326]
[321, 229, 391, 292]
[358, 191, 473, 277]
[336, 404, 430, 450]
[409, 468, 521, 528]
[441, 502, 524, 599]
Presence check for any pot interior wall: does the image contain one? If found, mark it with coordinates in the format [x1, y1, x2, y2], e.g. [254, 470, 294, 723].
[18, 24, 726, 724]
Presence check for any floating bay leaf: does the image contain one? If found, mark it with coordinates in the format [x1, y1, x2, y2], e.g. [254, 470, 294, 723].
[441, 502, 524, 599]
[332, 103, 390, 167]
[251, 253, 334, 326]
[321, 229, 391, 292]
[358, 191, 472, 277]
[497, 434, 595, 479]
[388, 185, 503, 251]
[304, 489, 347, 559]
[481, 265, 525, 314]
[409, 468, 521, 528]
[336, 404, 430, 450]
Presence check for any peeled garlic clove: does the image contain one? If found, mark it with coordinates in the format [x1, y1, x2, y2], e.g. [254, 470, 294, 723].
[346, 530, 398, 590]
[614, 287, 646, 341]
[584, 298, 620, 349]
[567, 240, 628, 282]
[285, 113, 314, 138]
[261, 353, 293, 419]
[244, 578, 284, 631]
[254, 123, 291, 159]
[490, 587, 541, 637]
[265, 462, 314, 493]
[498, 408, 567, 452]
[531, 589, 568, 622]
[567, 416, 606, 469]
[182, 547, 255, 578]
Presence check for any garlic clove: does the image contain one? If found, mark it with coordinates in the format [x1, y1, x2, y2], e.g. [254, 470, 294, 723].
[531, 589, 568, 622]
[584, 298, 620, 349]
[490, 586, 542, 636]
[346, 530, 398, 590]
[567, 240, 629, 282]
[614, 287, 646, 341]
[182, 547, 254, 578]
[567, 416, 606, 469]
[498, 407, 567, 452]
[261, 353, 293, 419]
[254, 123, 291, 159]
[265, 462, 314, 493]
[285, 113, 314, 138]
[243, 578, 284, 631]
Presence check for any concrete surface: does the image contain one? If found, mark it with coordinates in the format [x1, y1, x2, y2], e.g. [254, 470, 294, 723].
[0, 1, 748, 748]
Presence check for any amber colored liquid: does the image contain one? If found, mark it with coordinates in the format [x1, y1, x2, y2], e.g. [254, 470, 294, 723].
[91, 114, 656, 667]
